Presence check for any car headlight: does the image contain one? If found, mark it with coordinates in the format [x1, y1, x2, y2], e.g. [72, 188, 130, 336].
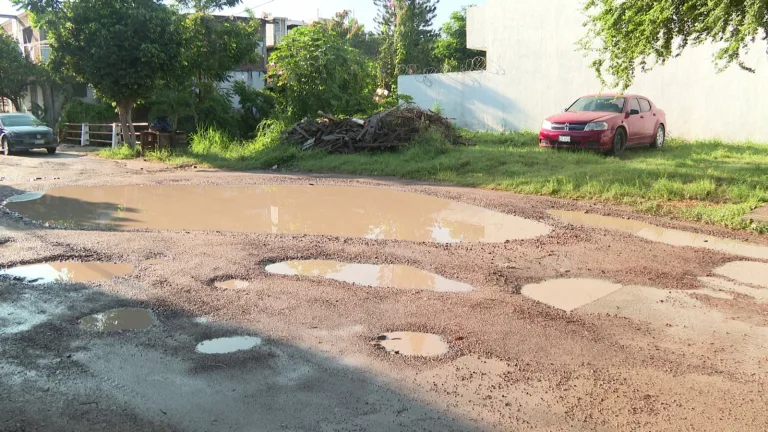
[584, 122, 608, 131]
[542, 120, 552, 130]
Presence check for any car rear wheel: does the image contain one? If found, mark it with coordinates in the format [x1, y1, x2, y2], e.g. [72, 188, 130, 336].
[46, 147, 57, 154]
[651, 124, 665, 149]
[1, 137, 9, 156]
[611, 128, 626, 156]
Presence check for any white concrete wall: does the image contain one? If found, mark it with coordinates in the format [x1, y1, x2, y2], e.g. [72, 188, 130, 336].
[399, 0, 768, 142]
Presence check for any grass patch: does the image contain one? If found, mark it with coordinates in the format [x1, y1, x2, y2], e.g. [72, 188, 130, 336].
[99, 128, 768, 233]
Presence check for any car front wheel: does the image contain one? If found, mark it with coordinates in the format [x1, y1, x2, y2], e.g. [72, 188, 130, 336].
[1, 137, 9, 156]
[611, 129, 626, 156]
[46, 147, 57, 154]
[651, 124, 665, 149]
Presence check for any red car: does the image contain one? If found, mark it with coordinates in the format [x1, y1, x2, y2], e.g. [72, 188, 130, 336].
[539, 94, 666, 155]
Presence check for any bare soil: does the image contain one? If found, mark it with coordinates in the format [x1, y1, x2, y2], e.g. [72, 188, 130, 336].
[1, 145, 768, 431]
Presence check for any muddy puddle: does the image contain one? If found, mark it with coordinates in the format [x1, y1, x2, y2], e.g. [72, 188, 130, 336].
[714, 261, 768, 288]
[214, 279, 250, 290]
[4, 192, 44, 203]
[80, 308, 154, 331]
[521, 278, 623, 312]
[0, 261, 134, 284]
[4, 185, 551, 243]
[195, 336, 262, 354]
[549, 210, 768, 260]
[265, 260, 474, 292]
[373, 332, 448, 357]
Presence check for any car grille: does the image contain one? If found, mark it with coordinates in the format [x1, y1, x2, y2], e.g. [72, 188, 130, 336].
[550, 123, 588, 132]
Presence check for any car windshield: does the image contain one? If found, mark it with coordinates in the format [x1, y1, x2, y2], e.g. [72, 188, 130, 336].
[1, 114, 45, 127]
[567, 97, 625, 113]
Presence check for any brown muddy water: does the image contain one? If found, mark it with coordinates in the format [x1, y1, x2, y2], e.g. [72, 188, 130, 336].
[79, 308, 154, 331]
[0, 262, 134, 284]
[195, 336, 263, 354]
[714, 261, 768, 288]
[214, 279, 251, 290]
[521, 278, 624, 312]
[549, 210, 768, 260]
[4, 185, 551, 243]
[372, 332, 449, 357]
[265, 260, 474, 292]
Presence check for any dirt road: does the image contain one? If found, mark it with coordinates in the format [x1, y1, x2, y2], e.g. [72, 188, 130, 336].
[2, 145, 768, 431]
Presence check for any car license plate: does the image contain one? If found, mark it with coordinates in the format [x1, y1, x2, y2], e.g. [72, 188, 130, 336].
[558, 136, 571, 143]
[34, 139, 44, 145]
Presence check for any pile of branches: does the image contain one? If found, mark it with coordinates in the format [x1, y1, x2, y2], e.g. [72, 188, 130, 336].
[283, 106, 467, 153]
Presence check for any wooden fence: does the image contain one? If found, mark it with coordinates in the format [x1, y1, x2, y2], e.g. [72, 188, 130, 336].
[60, 123, 151, 147]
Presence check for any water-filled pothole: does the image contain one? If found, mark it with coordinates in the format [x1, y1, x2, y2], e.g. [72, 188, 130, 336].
[0, 262, 134, 284]
[714, 261, 768, 288]
[4, 185, 551, 243]
[214, 279, 250, 290]
[549, 210, 768, 260]
[521, 278, 623, 311]
[195, 336, 262, 354]
[5, 192, 44, 203]
[372, 332, 448, 357]
[80, 308, 154, 331]
[265, 260, 474, 292]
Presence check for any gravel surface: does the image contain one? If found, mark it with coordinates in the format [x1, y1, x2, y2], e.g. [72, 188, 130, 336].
[1, 146, 768, 431]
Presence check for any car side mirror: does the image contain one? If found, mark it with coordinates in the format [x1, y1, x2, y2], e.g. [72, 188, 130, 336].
[629, 109, 640, 116]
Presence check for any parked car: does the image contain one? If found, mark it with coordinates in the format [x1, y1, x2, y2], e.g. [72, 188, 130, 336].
[0, 113, 58, 156]
[539, 94, 666, 155]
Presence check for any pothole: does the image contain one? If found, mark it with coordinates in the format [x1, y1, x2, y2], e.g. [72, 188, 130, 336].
[521, 278, 623, 312]
[0, 262, 134, 284]
[549, 210, 768, 260]
[265, 260, 473, 292]
[214, 279, 250, 290]
[195, 336, 262, 354]
[4, 192, 44, 203]
[4, 185, 551, 243]
[714, 261, 768, 288]
[79, 308, 154, 331]
[372, 332, 449, 357]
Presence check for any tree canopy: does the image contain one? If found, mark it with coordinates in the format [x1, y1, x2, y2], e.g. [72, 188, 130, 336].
[268, 23, 375, 119]
[434, 6, 485, 70]
[581, 0, 768, 90]
[0, 32, 39, 111]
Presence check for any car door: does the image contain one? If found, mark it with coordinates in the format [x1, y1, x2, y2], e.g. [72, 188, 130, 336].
[637, 98, 656, 144]
[625, 98, 644, 145]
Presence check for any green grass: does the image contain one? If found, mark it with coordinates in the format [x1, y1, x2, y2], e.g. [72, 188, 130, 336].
[99, 127, 768, 233]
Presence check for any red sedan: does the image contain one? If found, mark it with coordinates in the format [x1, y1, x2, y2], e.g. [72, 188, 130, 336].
[539, 94, 666, 155]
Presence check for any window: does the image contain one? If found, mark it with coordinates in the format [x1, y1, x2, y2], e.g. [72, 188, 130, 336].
[629, 98, 641, 113]
[568, 97, 625, 113]
[72, 83, 88, 98]
[639, 99, 651, 113]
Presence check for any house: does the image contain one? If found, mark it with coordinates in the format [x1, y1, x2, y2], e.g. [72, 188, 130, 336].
[398, 0, 768, 142]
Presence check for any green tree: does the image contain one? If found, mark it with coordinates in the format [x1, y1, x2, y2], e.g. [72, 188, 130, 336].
[0, 32, 39, 111]
[434, 6, 485, 70]
[374, 0, 439, 91]
[268, 24, 376, 119]
[580, 0, 768, 91]
[321, 10, 381, 60]
[17, 0, 184, 146]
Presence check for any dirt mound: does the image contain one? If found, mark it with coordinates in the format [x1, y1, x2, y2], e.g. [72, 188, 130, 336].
[284, 106, 466, 153]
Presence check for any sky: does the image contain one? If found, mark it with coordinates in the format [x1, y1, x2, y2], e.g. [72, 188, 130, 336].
[0, 0, 483, 31]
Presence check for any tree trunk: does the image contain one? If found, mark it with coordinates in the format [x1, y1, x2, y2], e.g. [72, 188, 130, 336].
[118, 100, 136, 147]
[10, 97, 22, 112]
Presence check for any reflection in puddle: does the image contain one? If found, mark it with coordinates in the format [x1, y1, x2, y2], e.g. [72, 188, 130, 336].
[0, 262, 134, 284]
[214, 279, 250, 290]
[549, 210, 768, 260]
[714, 261, 768, 288]
[5, 185, 551, 243]
[265, 260, 474, 292]
[80, 308, 154, 331]
[373, 332, 448, 357]
[196, 336, 262, 354]
[521, 278, 623, 312]
[5, 192, 44, 203]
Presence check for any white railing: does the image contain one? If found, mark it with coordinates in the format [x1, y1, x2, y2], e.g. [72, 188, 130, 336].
[60, 122, 150, 147]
